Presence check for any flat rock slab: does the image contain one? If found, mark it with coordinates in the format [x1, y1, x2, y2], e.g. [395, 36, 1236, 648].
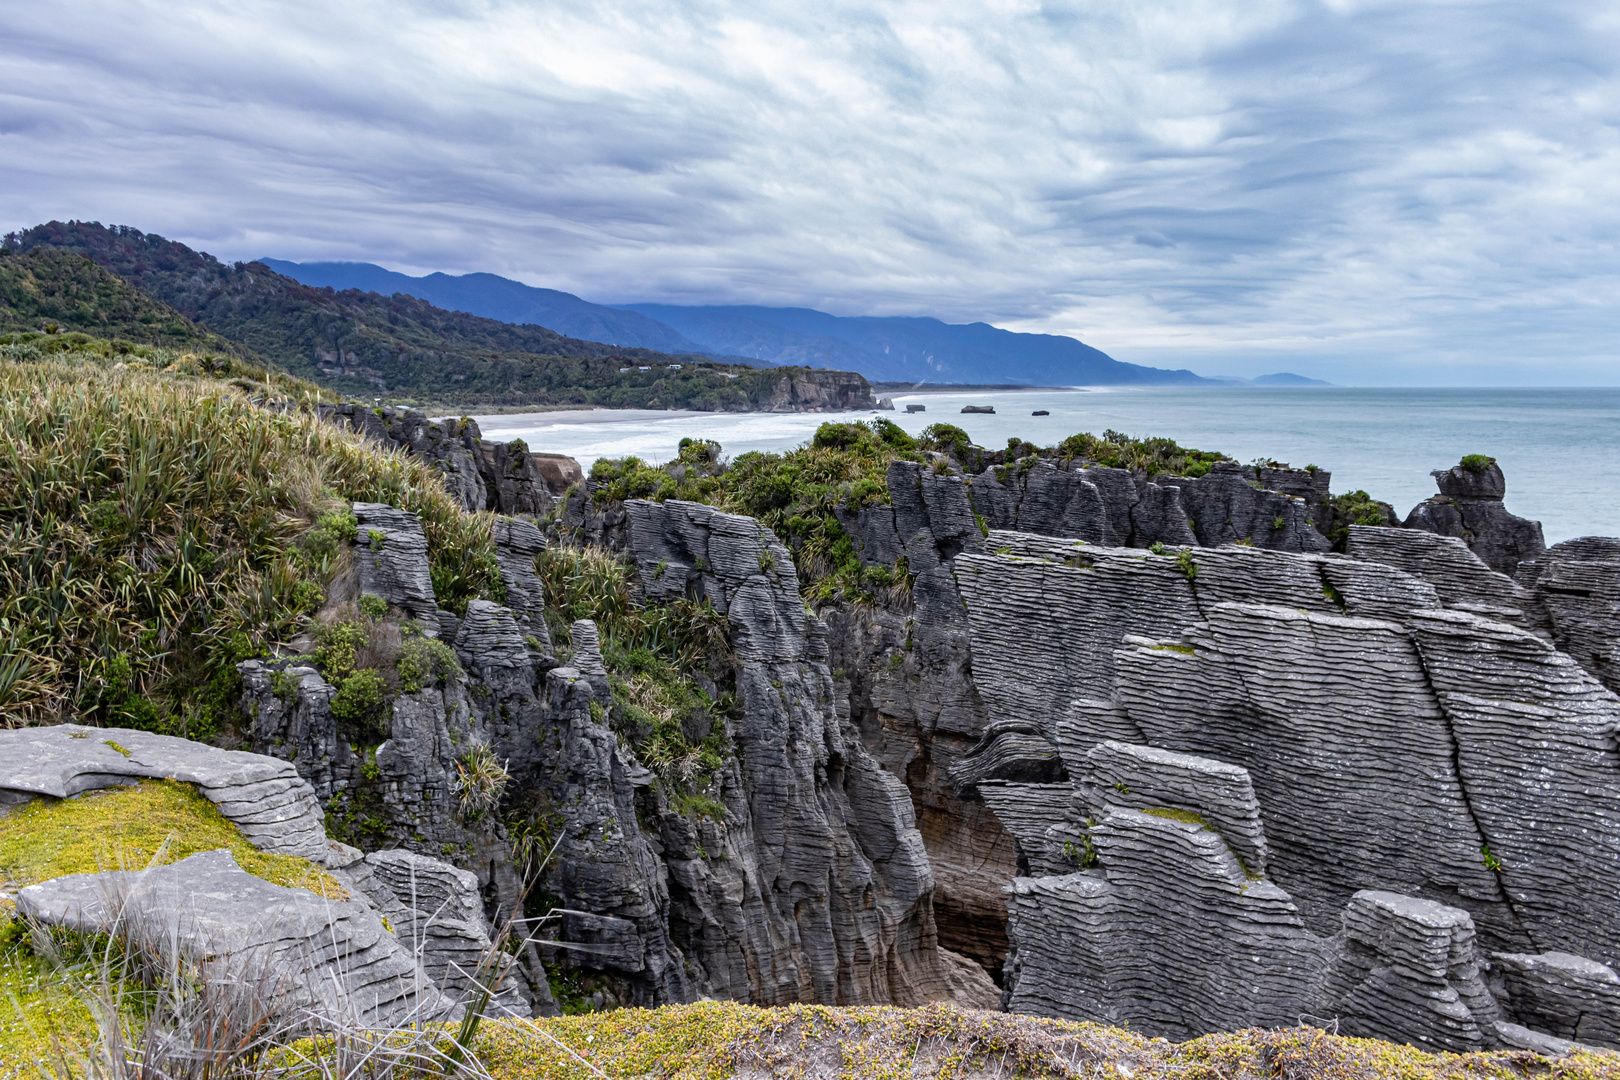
[0, 725, 329, 863]
[17, 849, 451, 1027]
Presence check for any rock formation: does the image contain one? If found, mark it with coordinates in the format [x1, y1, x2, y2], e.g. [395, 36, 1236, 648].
[320, 403, 581, 514]
[0, 724, 528, 1023]
[1404, 458, 1546, 574]
[945, 524, 1620, 1051]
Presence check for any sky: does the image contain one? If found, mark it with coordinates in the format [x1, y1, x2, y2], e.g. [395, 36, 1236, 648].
[2, 0, 1618, 384]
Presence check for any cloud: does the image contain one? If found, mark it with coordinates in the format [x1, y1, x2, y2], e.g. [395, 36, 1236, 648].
[1, 0, 1616, 383]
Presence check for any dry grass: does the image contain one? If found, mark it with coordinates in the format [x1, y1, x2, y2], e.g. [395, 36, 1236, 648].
[0, 347, 505, 733]
[470, 1002, 1620, 1080]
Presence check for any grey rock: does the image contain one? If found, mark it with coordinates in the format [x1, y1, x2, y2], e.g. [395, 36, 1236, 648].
[1404, 461, 1546, 575]
[1491, 951, 1620, 1048]
[1517, 537, 1620, 693]
[17, 850, 453, 1027]
[491, 516, 555, 659]
[1077, 741, 1269, 878]
[0, 724, 330, 865]
[365, 848, 529, 1016]
[352, 502, 442, 636]
[1326, 890, 1500, 1051]
[1347, 524, 1533, 619]
[569, 619, 609, 675]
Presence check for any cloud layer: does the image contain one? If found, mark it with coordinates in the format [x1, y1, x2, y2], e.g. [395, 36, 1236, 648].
[2, 0, 1617, 382]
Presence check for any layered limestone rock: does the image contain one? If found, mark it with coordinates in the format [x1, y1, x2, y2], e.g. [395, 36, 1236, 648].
[0, 724, 330, 864]
[960, 529, 1620, 1049]
[18, 850, 454, 1027]
[365, 848, 528, 1015]
[617, 497, 979, 1006]
[319, 404, 580, 515]
[353, 502, 442, 636]
[1405, 459, 1546, 574]
[961, 458, 1328, 552]
[1517, 537, 1620, 693]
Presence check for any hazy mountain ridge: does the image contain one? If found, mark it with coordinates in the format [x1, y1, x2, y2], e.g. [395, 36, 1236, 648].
[7, 222, 872, 410]
[257, 258, 709, 355]
[263, 258, 1213, 386]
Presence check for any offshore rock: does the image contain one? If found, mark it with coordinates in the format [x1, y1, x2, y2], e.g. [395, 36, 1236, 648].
[352, 502, 442, 636]
[1404, 460, 1546, 575]
[18, 850, 453, 1027]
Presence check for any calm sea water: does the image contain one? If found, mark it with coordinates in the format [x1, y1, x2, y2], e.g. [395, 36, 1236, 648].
[474, 387, 1620, 545]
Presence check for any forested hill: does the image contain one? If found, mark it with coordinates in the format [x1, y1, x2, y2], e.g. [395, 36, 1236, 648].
[0, 246, 244, 356]
[4, 222, 873, 410]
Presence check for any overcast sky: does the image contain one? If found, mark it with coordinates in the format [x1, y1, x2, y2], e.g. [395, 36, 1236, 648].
[3, 0, 1618, 383]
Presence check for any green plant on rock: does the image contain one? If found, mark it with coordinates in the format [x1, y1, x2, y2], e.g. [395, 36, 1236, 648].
[1174, 547, 1199, 582]
[397, 635, 460, 693]
[455, 743, 511, 817]
[1326, 490, 1392, 551]
[1460, 454, 1494, 473]
[328, 668, 388, 742]
[358, 592, 388, 619]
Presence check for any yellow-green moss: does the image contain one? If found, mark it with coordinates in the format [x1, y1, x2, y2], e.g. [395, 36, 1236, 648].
[0, 779, 344, 898]
[465, 1002, 1620, 1080]
[0, 950, 99, 1077]
[1140, 806, 1211, 828]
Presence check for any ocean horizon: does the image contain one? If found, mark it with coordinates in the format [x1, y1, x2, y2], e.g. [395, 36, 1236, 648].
[474, 385, 1620, 546]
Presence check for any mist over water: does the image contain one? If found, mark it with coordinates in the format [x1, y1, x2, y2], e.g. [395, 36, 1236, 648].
[475, 387, 1620, 545]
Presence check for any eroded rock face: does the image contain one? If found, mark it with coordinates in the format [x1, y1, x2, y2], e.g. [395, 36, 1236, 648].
[319, 405, 581, 515]
[959, 529, 1620, 1050]
[353, 502, 442, 636]
[1516, 537, 1620, 694]
[0, 724, 330, 864]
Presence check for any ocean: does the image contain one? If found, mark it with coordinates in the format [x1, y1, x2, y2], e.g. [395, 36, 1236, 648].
[473, 387, 1620, 545]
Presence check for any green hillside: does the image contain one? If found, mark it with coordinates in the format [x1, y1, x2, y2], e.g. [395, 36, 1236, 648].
[0, 246, 243, 355]
[6, 222, 873, 410]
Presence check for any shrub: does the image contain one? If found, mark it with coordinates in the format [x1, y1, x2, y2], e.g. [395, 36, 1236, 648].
[398, 635, 460, 693]
[358, 592, 388, 619]
[1460, 453, 1494, 473]
[328, 668, 388, 741]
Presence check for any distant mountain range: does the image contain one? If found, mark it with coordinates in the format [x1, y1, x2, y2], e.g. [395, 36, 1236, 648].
[262, 259, 1216, 386]
[4, 222, 874, 410]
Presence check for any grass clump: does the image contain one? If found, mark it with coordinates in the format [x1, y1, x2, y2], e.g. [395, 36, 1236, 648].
[1057, 429, 1228, 478]
[1327, 490, 1393, 551]
[0, 345, 502, 733]
[1460, 454, 1495, 473]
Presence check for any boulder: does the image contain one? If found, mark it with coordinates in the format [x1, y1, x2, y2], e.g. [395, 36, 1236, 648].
[1403, 459, 1546, 575]
[17, 850, 453, 1027]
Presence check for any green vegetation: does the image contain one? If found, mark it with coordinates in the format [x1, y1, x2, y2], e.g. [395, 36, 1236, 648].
[0, 342, 502, 733]
[1326, 490, 1393, 551]
[1460, 454, 1495, 473]
[7, 222, 871, 411]
[0, 778, 343, 897]
[464, 1000, 1620, 1080]
[582, 420, 1230, 602]
[1482, 843, 1505, 872]
[1141, 806, 1212, 828]
[536, 546, 734, 806]
[0, 246, 244, 354]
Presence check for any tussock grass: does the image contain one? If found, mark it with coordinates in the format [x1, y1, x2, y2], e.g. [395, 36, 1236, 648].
[0, 347, 504, 733]
[469, 1001, 1620, 1080]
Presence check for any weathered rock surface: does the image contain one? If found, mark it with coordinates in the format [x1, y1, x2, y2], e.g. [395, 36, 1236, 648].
[365, 848, 528, 1015]
[491, 515, 554, 658]
[960, 527, 1620, 1050]
[353, 502, 442, 636]
[320, 404, 581, 514]
[1405, 460, 1546, 574]
[1491, 951, 1620, 1047]
[0, 724, 330, 864]
[1517, 537, 1620, 694]
[17, 850, 453, 1027]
